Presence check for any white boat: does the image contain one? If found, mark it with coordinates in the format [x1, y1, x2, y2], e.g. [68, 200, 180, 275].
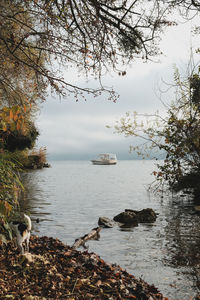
[91, 153, 117, 165]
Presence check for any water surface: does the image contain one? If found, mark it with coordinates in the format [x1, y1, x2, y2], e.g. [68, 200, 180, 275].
[21, 160, 200, 299]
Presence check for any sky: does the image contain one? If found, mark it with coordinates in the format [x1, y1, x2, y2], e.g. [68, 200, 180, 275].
[36, 16, 199, 161]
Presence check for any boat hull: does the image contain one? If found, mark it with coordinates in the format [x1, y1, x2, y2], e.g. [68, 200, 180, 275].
[91, 160, 117, 165]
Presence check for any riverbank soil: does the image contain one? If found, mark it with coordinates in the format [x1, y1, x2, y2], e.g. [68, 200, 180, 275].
[0, 235, 166, 299]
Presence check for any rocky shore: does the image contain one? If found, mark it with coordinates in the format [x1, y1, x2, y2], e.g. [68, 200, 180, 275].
[0, 235, 166, 300]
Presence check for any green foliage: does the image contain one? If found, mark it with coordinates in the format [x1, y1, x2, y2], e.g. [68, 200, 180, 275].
[114, 67, 200, 192]
[0, 155, 21, 206]
[0, 153, 23, 244]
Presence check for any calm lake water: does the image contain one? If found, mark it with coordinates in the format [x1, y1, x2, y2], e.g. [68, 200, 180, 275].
[21, 160, 200, 299]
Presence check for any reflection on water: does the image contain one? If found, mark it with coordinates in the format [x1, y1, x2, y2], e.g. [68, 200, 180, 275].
[163, 197, 200, 296]
[20, 171, 53, 227]
[20, 160, 200, 299]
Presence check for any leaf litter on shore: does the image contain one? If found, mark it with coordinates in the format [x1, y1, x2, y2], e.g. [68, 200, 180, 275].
[0, 235, 167, 299]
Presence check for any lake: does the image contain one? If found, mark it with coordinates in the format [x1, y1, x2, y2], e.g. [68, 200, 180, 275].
[21, 160, 200, 299]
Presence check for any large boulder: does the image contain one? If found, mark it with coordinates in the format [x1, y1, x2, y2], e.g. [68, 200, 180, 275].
[113, 211, 138, 226]
[135, 208, 157, 223]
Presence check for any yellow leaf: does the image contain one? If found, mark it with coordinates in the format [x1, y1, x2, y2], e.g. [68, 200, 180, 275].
[10, 123, 16, 131]
[9, 110, 14, 120]
[4, 201, 12, 214]
[13, 114, 18, 121]
[16, 120, 21, 130]
[2, 125, 7, 131]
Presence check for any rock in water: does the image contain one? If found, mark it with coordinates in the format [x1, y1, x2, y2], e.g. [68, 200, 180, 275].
[98, 217, 115, 228]
[136, 208, 157, 223]
[113, 211, 138, 226]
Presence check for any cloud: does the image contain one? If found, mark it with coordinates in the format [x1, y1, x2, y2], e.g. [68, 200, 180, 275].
[35, 63, 177, 160]
[36, 20, 199, 160]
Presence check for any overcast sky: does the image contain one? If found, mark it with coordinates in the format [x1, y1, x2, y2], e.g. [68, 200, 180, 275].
[36, 17, 198, 161]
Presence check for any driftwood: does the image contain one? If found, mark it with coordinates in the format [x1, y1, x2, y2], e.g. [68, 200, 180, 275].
[72, 227, 101, 250]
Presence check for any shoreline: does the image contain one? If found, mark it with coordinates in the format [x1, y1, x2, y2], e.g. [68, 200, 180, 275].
[0, 235, 165, 299]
